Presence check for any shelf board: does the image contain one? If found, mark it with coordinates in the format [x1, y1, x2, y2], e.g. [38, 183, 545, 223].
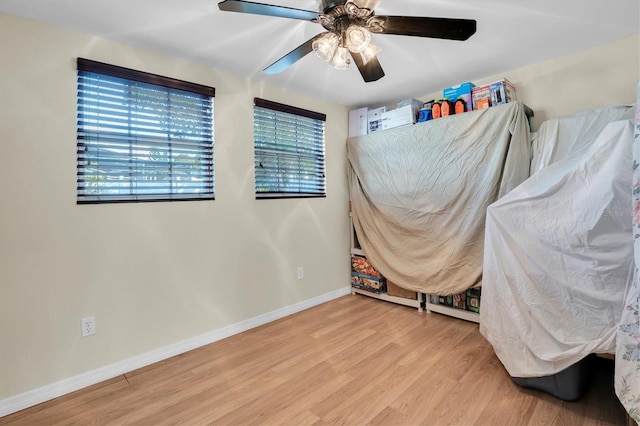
[351, 287, 423, 311]
[425, 302, 480, 323]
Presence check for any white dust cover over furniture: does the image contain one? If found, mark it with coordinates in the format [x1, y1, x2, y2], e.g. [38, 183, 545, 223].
[347, 102, 531, 295]
[481, 108, 635, 377]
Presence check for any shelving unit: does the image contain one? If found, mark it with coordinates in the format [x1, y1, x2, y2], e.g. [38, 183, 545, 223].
[350, 214, 424, 312]
[424, 299, 480, 323]
[347, 104, 533, 324]
[351, 287, 423, 311]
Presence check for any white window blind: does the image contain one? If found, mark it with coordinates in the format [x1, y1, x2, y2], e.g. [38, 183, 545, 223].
[76, 58, 215, 203]
[253, 98, 326, 199]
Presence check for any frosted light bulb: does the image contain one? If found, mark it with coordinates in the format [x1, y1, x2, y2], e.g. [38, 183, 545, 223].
[345, 25, 371, 53]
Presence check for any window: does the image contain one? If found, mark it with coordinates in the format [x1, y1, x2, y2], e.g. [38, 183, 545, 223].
[76, 58, 214, 203]
[253, 98, 326, 198]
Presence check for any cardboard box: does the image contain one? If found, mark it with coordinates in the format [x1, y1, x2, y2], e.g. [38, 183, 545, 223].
[367, 107, 386, 133]
[348, 107, 368, 137]
[397, 98, 423, 109]
[489, 78, 516, 106]
[351, 275, 386, 293]
[466, 288, 481, 313]
[443, 82, 475, 113]
[438, 295, 453, 307]
[380, 105, 416, 130]
[452, 292, 466, 310]
[397, 98, 424, 118]
[472, 85, 491, 110]
[476, 98, 491, 110]
[351, 254, 386, 293]
[387, 280, 417, 300]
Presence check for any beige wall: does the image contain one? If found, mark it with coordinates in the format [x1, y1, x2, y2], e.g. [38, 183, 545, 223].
[421, 35, 640, 130]
[0, 13, 350, 400]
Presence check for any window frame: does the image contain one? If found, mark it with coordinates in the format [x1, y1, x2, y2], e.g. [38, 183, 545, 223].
[76, 58, 215, 204]
[253, 98, 327, 200]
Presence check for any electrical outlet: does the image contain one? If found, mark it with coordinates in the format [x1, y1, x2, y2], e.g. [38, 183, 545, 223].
[81, 316, 96, 337]
[297, 267, 304, 280]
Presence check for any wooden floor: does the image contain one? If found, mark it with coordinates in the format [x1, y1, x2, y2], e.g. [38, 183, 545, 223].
[1, 294, 627, 425]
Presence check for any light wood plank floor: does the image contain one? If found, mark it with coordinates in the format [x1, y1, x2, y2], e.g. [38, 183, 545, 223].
[1, 294, 626, 425]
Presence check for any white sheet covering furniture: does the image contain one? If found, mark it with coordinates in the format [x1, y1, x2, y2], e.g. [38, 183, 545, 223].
[616, 88, 640, 422]
[480, 106, 635, 377]
[347, 102, 531, 295]
[530, 105, 634, 173]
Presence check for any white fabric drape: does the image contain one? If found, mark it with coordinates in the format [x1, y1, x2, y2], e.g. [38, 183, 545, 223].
[347, 102, 531, 295]
[615, 86, 640, 422]
[480, 116, 634, 377]
[530, 105, 634, 173]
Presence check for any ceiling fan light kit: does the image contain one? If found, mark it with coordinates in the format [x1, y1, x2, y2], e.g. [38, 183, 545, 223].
[312, 32, 340, 62]
[345, 25, 371, 53]
[217, 0, 477, 82]
[330, 46, 351, 70]
[312, 23, 380, 69]
[359, 43, 381, 66]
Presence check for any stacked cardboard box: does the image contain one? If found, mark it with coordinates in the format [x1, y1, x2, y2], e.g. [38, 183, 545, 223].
[438, 295, 453, 307]
[380, 105, 416, 130]
[351, 254, 386, 293]
[471, 85, 491, 110]
[472, 78, 517, 111]
[348, 107, 368, 137]
[367, 107, 386, 133]
[428, 289, 480, 313]
[490, 78, 516, 106]
[349, 78, 518, 132]
[452, 292, 466, 310]
[466, 288, 481, 313]
[387, 280, 417, 299]
[443, 82, 475, 113]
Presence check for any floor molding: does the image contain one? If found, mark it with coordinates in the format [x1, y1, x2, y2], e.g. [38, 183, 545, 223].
[0, 286, 351, 418]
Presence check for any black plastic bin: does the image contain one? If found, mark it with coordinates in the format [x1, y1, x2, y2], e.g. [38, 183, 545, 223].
[511, 355, 596, 401]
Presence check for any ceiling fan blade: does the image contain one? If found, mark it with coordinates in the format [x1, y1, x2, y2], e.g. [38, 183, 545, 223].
[350, 0, 382, 12]
[373, 16, 476, 41]
[351, 51, 385, 82]
[218, 0, 319, 21]
[263, 34, 324, 74]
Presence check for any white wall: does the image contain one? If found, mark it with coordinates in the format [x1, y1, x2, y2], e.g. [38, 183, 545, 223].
[421, 35, 639, 130]
[0, 12, 350, 401]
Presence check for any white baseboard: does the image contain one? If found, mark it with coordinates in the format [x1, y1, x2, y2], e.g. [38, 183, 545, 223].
[0, 286, 351, 418]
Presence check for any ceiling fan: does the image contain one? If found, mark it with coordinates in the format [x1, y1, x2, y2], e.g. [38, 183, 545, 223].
[218, 0, 477, 82]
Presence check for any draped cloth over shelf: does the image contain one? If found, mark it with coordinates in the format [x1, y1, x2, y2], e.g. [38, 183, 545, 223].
[480, 105, 635, 378]
[347, 102, 531, 295]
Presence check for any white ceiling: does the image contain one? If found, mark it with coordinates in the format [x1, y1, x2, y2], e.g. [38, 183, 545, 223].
[0, 0, 638, 108]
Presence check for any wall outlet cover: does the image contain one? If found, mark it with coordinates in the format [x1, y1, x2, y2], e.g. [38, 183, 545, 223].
[81, 317, 96, 337]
